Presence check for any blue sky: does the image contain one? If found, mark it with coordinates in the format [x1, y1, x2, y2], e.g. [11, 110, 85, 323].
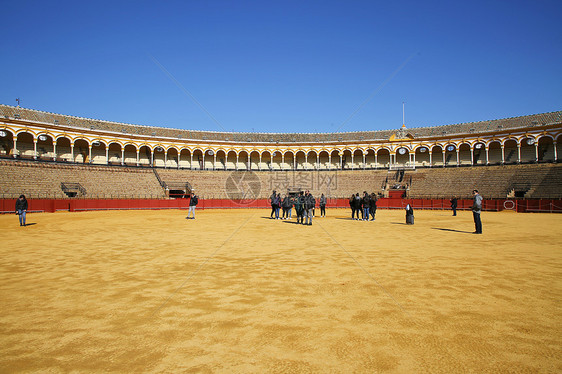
[1, 0, 561, 133]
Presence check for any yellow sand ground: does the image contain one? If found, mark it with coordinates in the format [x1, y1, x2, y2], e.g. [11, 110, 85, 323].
[0, 208, 560, 373]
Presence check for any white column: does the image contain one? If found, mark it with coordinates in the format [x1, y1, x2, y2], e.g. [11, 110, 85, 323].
[70, 144, 74, 162]
[316, 154, 319, 170]
[517, 144, 521, 163]
[339, 155, 342, 170]
[190, 153, 193, 170]
[534, 143, 538, 162]
[33, 140, 38, 159]
[351, 154, 354, 170]
[375, 153, 378, 169]
[429, 151, 432, 167]
[413, 152, 416, 167]
[554, 142, 558, 162]
[328, 154, 332, 170]
[470, 149, 474, 165]
[89, 144, 92, 164]
[151, 149, 154, 167]
[177, 152, 180, 169]
[53, 142, 57, 161]
[136, 149, 140, 166]
[236, 154, 239, 170]
[501, 145, 505, 164]
[105, 146, 109, 165]
[442, 151, 445, 167]
[213, 154, 216, 170]
[164, 151, 168, 168]
[293, 156, 296, 170]
[258, 154, 262, 171]
[121, 148, 125, 165]
[456, 149, 459, 166]
[363, 154, 366, 169]
[485, 147, 489, 165]
[12, 137, 17, 158]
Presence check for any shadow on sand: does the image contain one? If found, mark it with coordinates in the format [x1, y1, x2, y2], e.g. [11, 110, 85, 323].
[431, 227, 473, 234]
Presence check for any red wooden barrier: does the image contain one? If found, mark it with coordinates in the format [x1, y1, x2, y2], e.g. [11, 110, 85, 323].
[1, 198, 561, 214]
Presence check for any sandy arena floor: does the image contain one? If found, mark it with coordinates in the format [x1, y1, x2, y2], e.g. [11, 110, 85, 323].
[0, 208, 560, 373]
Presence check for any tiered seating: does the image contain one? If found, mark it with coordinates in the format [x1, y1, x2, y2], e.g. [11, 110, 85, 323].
[408, 164, 562, 199]
[0, 160, 165, 199]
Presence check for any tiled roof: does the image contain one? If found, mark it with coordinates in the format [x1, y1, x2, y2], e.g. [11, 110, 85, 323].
[1, 104, 560, 143]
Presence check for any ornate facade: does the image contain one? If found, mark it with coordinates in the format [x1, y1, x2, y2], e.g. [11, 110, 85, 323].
[1, 105, 560, 170]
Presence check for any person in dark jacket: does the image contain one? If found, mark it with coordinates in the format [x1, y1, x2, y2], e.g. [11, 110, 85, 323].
[270, 190, 277, 219]
[282, 195, 291, 219]
[319, 194, 327, 217]
[353, 193, 362, 220]
[362, 191, 370, 221]
[295, 191, 305, 224]
[405, 203, 414, 225]
[304, 190, 315, 225]
[349, 194, 355, 219]
[471, 189, 483, 234]
[369, 193, 377, 221]
[450, 197, 458, 216]
[186, 191, 198, 219]
[15, 194, 28, 226]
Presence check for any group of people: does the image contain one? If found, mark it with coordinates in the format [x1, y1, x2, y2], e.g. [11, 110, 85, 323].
[348, 192, 378, 221]
[269, 190, 327, 225]
[13, 189, 484, 234]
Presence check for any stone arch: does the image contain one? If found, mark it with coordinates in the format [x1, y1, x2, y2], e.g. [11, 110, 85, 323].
[108, 141, 123, 164]
[306, 150, 318, 170]
[414, 145, 430, 167]
[282, 150, 293, 170]
[15, 131, 34, 158]
[537, 135, 554, 162]
[36, 133, 55, 160]
[295, 150, 306, 170]
[192, 149, 204, 169]
[260, 150, 272, 170]
[503, 138, 518, 164]
[74, 139, 90, 163]
[458, 143, 472, 165]
[0, 129, 14, 156]
[214, 149, 226, 170]
[238, 150, 249, 170]
[249, 150, 260, 170]
[431, 145, 443, 167]
[365, 148, 376, 169]
[152, 145, 166, 167]
[395, 146, 410, 167]
[318, 150, 330, 170]
[123, 143, 138, 165]
[377, 148, 390, 168]
[520, 137, 537, 163]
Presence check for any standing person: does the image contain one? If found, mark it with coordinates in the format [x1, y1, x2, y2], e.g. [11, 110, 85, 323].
[275, 193, 281, 219]
[282, 195, 290, 219]
[450, 197, 458, 216]
[304, 190, 315, 226]
[369, 193, 377, 221]
[287, 195, 294, 219]
[186, 191, 198, 219]
[295, 191, 305, 224]
[362, 191, 370, 221]
[353, 193, 362, 220]
[15, 194, 28, 227]
[319, 194, 327, 217]
[471, 189, 483, 234]
[405, 203, 414, 225]
[270, 190, 277, 219]
[349, 194, 355, 219]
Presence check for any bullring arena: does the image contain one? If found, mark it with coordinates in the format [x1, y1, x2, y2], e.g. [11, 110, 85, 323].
[1, 105, 561, 372]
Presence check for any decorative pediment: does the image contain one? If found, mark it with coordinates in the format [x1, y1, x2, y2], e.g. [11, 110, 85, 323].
[389, 124, 414, 141]
[389, 132, 414, 141]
